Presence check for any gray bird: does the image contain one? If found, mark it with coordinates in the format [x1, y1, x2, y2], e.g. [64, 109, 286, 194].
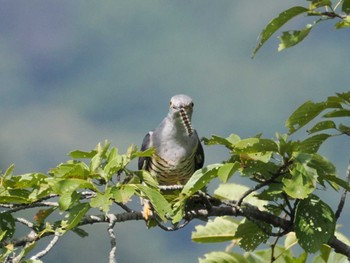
[138, 94, 204, 219]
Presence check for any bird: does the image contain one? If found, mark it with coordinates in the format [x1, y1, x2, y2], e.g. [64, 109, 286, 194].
[138, 94, 204, 220]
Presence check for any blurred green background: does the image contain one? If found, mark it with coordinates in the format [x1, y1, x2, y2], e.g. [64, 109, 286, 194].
[1, 1, 349, 262]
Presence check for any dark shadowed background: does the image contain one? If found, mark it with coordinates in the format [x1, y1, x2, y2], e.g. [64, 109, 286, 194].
[1, 1, 349, 262]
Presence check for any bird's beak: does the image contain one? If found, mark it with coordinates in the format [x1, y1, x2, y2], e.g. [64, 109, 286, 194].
[180, 108, 193, 136]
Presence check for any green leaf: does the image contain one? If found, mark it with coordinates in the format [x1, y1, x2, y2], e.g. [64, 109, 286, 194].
[234, 220, 270, 251]
[217, 162, 239, 183]
[50, 178, 96, 194]
[297, 134, 331, 153]
[323, 109, 350, 118]
[180, 164, 222, 199]
[252, 6, 309, 57]
[49, 162, 90, 179]
[336, 18, 350, 28]
[199, 251, 248, 263]
[295, 194, 335, 253]
[322, 174, 350, 192]
[134, 170, 158, 189]
[307, 120, 336, 134]
[135, 184, 172, 221]
[309, 0, 332, 9]
[192, 216, 239, 243]
[282, 162, 317, 199]
[90, 141, 111, 172]
[233, 138, 278, 154]
[65, 202, 90, 231]
[90, 190, 113, 213]
[342, 0, 350, 14]
[4, 164, 15, 178]
[68, 149, 97, 159]
[59, 191, 81, 211]
[203, 134, 240, 149]
[286, 101, 326, 134]
[111, 185, 136, 203]
[0, 213, 15, 239]
[214, 183, 268, 209]
[336, 91, 350, 103]
[338, 123, 350, 135]
[103, 154, 126, 180]
[131, 147, 155, 158]
[278, 24, 313, 51]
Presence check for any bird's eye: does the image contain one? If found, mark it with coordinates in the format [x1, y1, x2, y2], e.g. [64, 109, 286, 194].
[170, 101, 173, 107]
[190, 102, 194, 108]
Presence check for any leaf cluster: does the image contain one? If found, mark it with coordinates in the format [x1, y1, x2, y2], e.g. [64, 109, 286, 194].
[253, 0, 350, 57]
[178, 92, 350, 262]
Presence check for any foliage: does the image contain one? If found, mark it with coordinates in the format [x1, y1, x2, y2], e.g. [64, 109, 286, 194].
[1, 92, 350, 262]
[252, 0, 350, 57]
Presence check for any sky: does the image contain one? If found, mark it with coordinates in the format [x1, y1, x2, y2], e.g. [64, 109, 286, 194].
[1, 1, 350, 262]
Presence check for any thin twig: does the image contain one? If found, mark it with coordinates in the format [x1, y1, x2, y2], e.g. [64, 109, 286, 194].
[237, 160, 291, 206]
[107, 214, 118, 263]
[30, 233, 60, 260]
[335, 160, 350, 220]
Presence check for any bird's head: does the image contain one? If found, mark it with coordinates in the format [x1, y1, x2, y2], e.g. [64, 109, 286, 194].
[168, 94, 194, 136]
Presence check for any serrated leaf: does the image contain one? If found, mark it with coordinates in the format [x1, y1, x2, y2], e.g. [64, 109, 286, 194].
[322, 174, 350, 192]
[51, 178, 96, 194]
[131, 147, 155, 158]
[4, 164, 15, 178]
[283, 162, 317, 199]
[217, 162, 239, 183]
[297, 134, 331, 153]
[278, 24, 313, 51]
[286, 101, 326, 134]
[90, 190, 113, 213]
[134, 170, 158, 188]
[0, 213, 15, 240]
[135, 184, 172, 221]
[180, 164, 222, 198]
[335, 17, 350, 29]
[338, 123, 350, 135]
[59, 190, 81, 211]
[49, 162, 90, 179]
[111, 185, 135, 203]
[68, 150, 97, 159]
[295, 194, 335, 253]
[323, 109, 350, 118]
[103, 155, 126, 180]
[252, 6, 309, 57]
[234, 220, 270, 251]
[307, 120, 336, 134]
[233, 138, 278, 154]
[336, 91, 350, 103]
[203, 134, 240, 149]
[199, 251, 248, 263]
[192, 216, 239, 243]
[65, 203, 90, 231]
[309, 0, 332, 9]
[214, 183, 268, 209]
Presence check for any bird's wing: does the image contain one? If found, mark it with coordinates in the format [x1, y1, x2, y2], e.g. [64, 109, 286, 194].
[138, 131, 153, 170]
[194, 133, 204, 170]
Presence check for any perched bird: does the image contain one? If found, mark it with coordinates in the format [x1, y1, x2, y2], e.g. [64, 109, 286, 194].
[138, 94, 204, 219]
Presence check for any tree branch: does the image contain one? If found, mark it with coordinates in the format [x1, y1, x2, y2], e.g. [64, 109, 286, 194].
[1, 196, 350, 260]
[30, 233, 60, 260]
[335, 160, 350, 220]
